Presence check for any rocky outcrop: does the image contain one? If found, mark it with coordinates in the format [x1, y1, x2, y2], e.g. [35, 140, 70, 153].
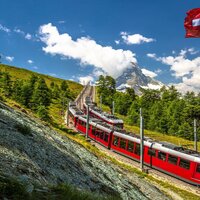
[0, 102, 170, 200]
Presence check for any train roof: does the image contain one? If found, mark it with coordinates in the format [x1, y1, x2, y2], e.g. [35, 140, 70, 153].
[84, 103, 123, 124]
[69, 105, 84, 116]
[113, 131, 200, 163]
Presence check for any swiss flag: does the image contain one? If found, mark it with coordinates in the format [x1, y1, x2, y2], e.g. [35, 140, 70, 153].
[184, 8, 200, 38]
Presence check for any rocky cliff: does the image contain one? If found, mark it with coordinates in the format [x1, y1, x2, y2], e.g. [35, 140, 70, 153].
[0, 101, 170, 200]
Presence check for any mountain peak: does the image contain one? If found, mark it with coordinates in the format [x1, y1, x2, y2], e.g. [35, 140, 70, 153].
[116, 65, 164, 95]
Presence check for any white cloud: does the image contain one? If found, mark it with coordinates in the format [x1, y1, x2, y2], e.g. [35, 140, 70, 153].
[147, 53, 157, 59]
[14, 28, 25, 35]
[78, 75, 94, 85]
[5, 56, 14, 62]
[0, 24, 10, 33]
[27, 59, 33, 64]
[141, 68, 157, 78]
[115, 40, 120, 45]
[148, 49, 200, 93]
[39, 23, 137, 78]
[25, 33, 32, 40]
[121, 32, 155, 45]
[188, 48, 199, 55]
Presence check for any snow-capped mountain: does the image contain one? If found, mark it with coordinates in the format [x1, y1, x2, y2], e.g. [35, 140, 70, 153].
[116, 65, 164, 95]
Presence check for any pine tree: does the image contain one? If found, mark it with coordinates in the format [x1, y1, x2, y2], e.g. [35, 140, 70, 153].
[32, 77, 51, 110]
[1, 72, 12, 97]
[12, 79, 24, 103]
[37, 104, 50, 121]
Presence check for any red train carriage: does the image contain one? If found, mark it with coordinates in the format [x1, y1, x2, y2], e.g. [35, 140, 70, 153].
[68, 102, 83, 126]
[110, 131, 200, 186]
[89, 120, 113, 148]
[76, 116, 88, 134]
[83, 102, 124, 128]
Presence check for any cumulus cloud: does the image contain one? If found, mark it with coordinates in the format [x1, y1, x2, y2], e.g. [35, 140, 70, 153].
[27, 59, 33, 64]
[25, 33, 32, 40]
[78, 75, 94, 85]
[39, 23, 137, 78]
[14, 28, 25, 35]
[141, 68, 157, 78]
[147, 49, 200, 93]
[120, 32, 155, 45]
[5, 56, 14, 62]
[0, 24, 10, 33]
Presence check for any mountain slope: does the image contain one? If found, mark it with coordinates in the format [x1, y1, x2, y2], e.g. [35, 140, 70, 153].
[116, 65, 164, 95]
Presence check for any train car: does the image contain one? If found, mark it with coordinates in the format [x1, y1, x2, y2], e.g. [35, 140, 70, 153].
[83, 101, 124, 128]
[76, 115, 88, 134]
[89, 119, 113, 148]
[68, 102, 84, 126]
[110, 130, 200, 186]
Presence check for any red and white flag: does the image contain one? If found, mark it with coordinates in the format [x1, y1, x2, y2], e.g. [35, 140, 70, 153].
[184, 8, 200, 38]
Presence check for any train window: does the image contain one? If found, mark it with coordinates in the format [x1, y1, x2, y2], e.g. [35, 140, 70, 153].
[168, 155, 178, 165]
[196, 164, 200, 173]
[92, 127, 96, 135]
[135, 143, 140, 155]
[158, 151, 166, 161]
[96, 131, 100, 137]
[179, 158, 190, 170]
[100, 132, 104, 140]
[120, 138, 126, 149]
[113, 136, 119, 146]
[104, 134, 108, 142]
[148, 148, 156, 157]
[127, 141, 134, 152]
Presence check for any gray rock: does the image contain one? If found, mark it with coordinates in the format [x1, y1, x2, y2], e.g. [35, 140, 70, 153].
[0, 101, 170, 200]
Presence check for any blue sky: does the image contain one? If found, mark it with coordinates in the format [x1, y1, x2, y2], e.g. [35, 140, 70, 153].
[0, 0, 200, 92]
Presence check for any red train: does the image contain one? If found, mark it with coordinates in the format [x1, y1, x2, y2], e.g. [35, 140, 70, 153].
[68, 102, 200, 186]
[83, 97, 124, 128]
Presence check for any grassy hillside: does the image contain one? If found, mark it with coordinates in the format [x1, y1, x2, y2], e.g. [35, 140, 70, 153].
[0, 64, 83, 98]
[0, 64, 83, 126]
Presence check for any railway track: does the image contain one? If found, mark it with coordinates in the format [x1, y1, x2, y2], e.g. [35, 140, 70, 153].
[75, 82, 94, 110]
[93, 142, 200, 196]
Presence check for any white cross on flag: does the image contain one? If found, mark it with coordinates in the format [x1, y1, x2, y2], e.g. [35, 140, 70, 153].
[184, 8, 200, 38]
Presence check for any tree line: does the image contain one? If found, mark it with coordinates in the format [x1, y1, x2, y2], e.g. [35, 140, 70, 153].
[97, 75, 200, 141]
[0, 71, 72, 121]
